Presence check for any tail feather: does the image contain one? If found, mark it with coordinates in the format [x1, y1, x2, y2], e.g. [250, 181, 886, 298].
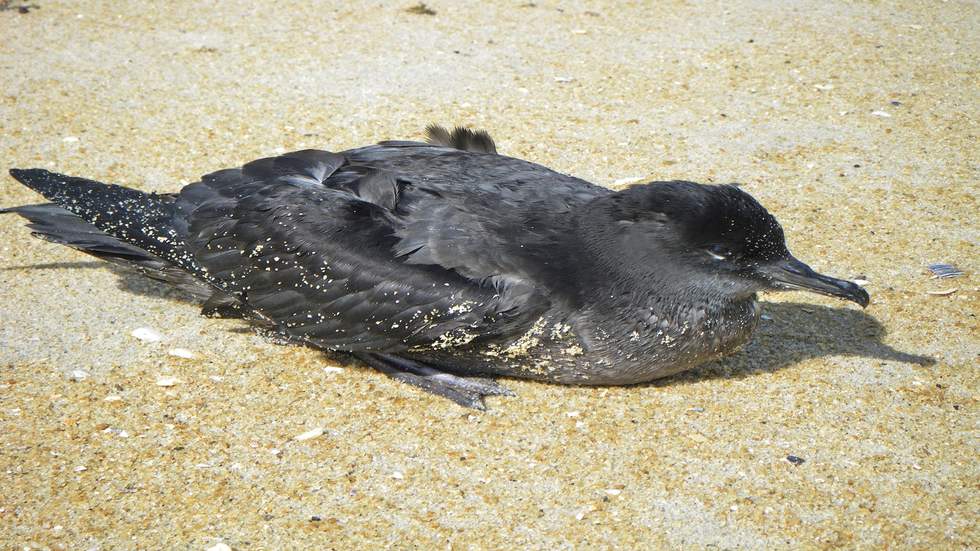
[2, 172, 248, 313]
[3, 203, 151, 258]
[2, 202, 215, 300]
[7, 168, 206, 278]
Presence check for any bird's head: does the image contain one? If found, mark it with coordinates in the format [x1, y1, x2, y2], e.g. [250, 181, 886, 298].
[591, 181, 869, 307]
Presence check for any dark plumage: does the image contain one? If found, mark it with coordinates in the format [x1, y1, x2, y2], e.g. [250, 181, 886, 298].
[3, 125, 869, 408]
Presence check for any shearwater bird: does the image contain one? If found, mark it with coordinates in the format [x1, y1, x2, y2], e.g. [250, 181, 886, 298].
[3, 125, 869, 409]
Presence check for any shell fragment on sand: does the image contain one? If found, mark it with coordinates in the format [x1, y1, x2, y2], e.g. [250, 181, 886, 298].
[168, 348, 197, 359]
[155, 376, 180, 387]
[293, 427, 325, 441]
[131, 327, 163, 342]
[612, 176, 645, 187]
[69, 369, 90, 381]
[925, 288, 957, 296]
[927, 263, 964, 279]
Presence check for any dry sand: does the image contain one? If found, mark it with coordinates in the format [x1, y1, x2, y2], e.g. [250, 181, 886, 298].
[0, 0, 977, 548]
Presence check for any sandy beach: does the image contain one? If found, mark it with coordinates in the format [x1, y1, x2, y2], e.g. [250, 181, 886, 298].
[0, 0, 977, 548]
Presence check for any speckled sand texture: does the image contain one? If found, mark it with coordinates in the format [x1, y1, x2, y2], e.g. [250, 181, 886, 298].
[0, 1, 977, 548]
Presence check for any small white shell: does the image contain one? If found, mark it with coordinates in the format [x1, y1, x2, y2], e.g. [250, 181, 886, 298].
[69, 369, 90, 381]
[131, 327, 163, 342]
[293, 427, 325, 441]
[168, 348, 197, 359]
[155, 376, 180, 387]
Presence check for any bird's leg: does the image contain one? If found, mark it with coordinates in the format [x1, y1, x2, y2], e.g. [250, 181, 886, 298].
[353, 352, 514, 410]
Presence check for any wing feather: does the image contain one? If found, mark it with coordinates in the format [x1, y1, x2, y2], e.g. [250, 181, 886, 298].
[173, 149, 543, 352]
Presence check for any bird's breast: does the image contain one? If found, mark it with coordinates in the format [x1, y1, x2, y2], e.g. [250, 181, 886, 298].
[455, 298, 762, 385]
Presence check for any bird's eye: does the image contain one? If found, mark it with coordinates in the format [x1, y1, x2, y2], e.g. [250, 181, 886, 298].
[706, 244, 730, 260]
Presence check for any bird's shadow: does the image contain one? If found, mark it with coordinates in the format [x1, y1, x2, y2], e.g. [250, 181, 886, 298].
[7, 260, 934, 380]
[657, 301, 934, 386]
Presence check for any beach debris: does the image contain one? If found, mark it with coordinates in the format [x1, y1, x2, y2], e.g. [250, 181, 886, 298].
[927, 263, 963, 279]
[293, 427, 325, 441]
[786, 455, 806, 466]
[131, 327, 163, 343]
[73, 465, 87, 472]
[310, 516, 322, 522]
[61, 136, 79, 143]
[604, 488, 622, 496]
[168, 348, 197, 359]
[102, 427, 130, 438]
[392, 471, 405, 479]
[405, 2, 436, 15]
[852, 278, 870, 286]
[0, 1, 39, 14]
[612, 176, 645, 187]
[104, 394, 123, 402]
[322, 366, 344, 375]
[760, 314, 773, 321]
[155, 376, 180, 387]
[814, 83, 834, 91]
[925, 288, 957, 296]
[206, 543, 232, 551]
[69, 369, 90, 381]
[870, 110, 891, 118]
[554, 76, 575, 83]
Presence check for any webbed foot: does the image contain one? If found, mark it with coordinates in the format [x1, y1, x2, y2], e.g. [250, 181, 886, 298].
[353, 352, 514, 410]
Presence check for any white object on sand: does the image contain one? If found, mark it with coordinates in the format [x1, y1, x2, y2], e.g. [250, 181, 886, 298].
[168, 348, 197, 359]
[925, 288, 957, 296]
[131, 327, 163, 342]
[293, 427, 325, 441]
[155, 376, 180, 387]
[69, 369, 90, 381]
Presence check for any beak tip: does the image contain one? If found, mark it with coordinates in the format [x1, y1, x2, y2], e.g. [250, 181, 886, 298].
[853, 288, 871, 308]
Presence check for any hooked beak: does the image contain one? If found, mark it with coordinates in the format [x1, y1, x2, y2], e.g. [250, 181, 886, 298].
[761, 256, 870, 308]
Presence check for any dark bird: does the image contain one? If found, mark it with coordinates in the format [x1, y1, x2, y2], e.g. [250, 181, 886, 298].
[2, 125, 869, 409]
